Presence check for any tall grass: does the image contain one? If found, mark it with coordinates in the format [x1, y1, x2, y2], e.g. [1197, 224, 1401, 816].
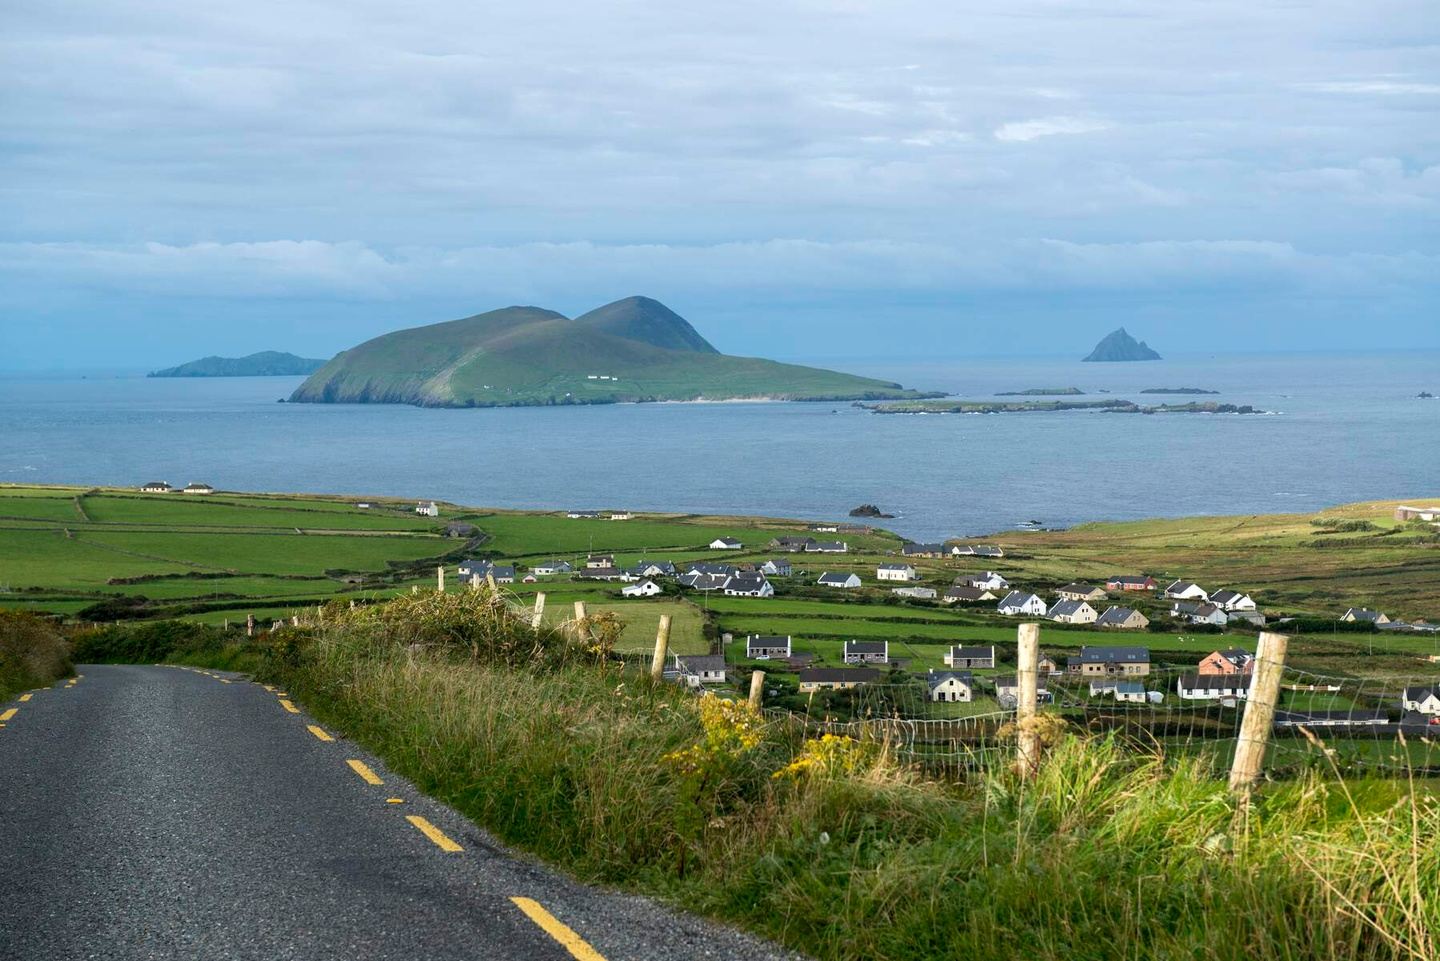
[0, 609, 73, 699]
[244, 590, 1437, 961]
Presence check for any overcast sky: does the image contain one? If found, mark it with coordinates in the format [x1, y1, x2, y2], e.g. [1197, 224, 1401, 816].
[2, 0, 1437, 370]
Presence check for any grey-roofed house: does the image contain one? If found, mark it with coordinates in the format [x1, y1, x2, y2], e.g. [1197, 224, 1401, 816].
[1056, 582, 1107, 602]
[993, 676, 1054, 708]
[1164, 580, 1209, 601]
[674, 655, 727, 688]
[771, 536, 816, 552]
[817, 572, 862, 589]
[843, 640, 889, 664]
[901, 543, 946, 558]
[798, 667, 882, 692]
[531, 559, 573, 575]
[1095, 606, 1149, 630]
[760, 558, 793, 577]
[997, 591, 1047, 616]
[746, 634, 792, 659]
[1402, 685, 1440, 714]
[806, 540, 848, 553]
[678, 571, 730, 591]
[1341, 607, 1390, 625]
[1208, 588, 1257, 612]
[943, 585, 997, 604]
[723, 573, 774, 598]
[927, 671, 974, 702]
[944, 645, 995, 669]
[1177, 674, 1253, 701]
[1070, 646, 1151, 677]
[1049, 599, 1098, 624]
[630, 560, 677, 578]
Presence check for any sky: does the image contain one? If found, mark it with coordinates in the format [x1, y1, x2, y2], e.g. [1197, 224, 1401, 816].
[1, 0, 1438, 371]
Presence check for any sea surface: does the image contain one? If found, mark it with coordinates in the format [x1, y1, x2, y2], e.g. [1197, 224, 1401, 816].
[2, 352, 1436, 540]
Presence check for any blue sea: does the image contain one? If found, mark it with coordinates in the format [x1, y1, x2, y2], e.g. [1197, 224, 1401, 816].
[2, 352, 1436, 540]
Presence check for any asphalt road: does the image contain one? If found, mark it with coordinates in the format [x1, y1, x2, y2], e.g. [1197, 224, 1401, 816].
[0, 664, 801, 961]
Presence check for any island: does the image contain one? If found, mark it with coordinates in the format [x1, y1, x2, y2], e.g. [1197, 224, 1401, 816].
[288, 296, 941, 407]
[1140, 387, 1219, 395]
[149, 351, 327, 378]
[995, 387, 1084, 396]
[856, 399, 1265, 415]
[1082, 328, 1162, 362]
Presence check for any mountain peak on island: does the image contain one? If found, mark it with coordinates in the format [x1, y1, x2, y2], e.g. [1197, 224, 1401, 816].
[574, 296, 719, 354]
[289, 298, 938, 408]
[1082, 327, 1162, 362]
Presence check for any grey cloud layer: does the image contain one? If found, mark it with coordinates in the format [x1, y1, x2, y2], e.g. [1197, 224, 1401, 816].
[1, 0, 1437, 363]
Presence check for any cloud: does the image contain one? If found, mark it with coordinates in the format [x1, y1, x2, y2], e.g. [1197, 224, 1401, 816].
[1296, 80, 1440, 95]
[994, 116, 1112, 142]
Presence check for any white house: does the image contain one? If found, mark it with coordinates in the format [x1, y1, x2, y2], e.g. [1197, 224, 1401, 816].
[139, 481, 172, 493]
[805, 541, 848, 554]
[759, 559, 793, 577]
[722, 573, 774, 598]
[817, 572, 862, 589]
[746, 634, 792, 659]
[927, 671, 974, 703]
[531, 559, 573, 576]
[1208, 589, 1257, 612]
[843, 640, 889, 664]
[674, 655, 727, 687]
[1111, 681, 1148, 703]
[608, 511, 634, 521]
[959, 571, 1010, 591]
[997, 591, 1047, 617]
[876, 563, 917, 582]
[622, 579, 663, 598]
[182, 483, 216, 495]
[566, 510, 600, 519]
[709, 537, 743, 550]
[1163, 580, 1208, 601]
[1177, 674, 1252, 702]
[1049, 599, 1098, 625]
[1341, 608, 1391, 625]
[1402, 685, 1440, 715]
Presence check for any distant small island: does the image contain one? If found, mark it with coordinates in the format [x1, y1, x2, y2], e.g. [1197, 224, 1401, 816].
[996, 387, 1084, 396]
[1082, 328, 1162, 362]
[289, 296, 940, 408]
[1140, 387, 1218, 395]
[849, 504, 894, 518]
[858, 399, 1265, 415]
[149, 351, 327, 378]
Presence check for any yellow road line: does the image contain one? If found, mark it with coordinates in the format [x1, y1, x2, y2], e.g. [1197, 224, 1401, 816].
[346, 759, 383, 785]
[279, 699, 300, 714]
[510, 897, 607, 961]
[307, 725, 335, 742]
[406, 815, 462, 852]
[386, 798, 405, 804]
[0, 709, 16, 722]
[18, 694, 32, 702]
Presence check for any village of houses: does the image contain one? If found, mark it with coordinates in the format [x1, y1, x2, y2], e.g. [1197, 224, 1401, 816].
[443, 508, 1440, 734]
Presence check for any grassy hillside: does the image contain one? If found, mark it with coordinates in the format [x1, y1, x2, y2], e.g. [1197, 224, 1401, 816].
[113, 595, 1437, 961]
[289, 298, 935, 407]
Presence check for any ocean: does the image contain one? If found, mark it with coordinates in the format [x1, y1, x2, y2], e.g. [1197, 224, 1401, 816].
[2, 351, 1436, 540]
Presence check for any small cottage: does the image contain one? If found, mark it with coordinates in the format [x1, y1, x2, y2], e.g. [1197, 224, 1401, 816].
[927, 671, 974, 703]
[746, 634, 792, 659]
[842, 640, 889, 664]
[876, 563, 917, 582]
[817, 572, 862, 590]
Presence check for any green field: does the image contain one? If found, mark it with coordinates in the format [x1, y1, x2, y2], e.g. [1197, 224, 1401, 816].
[4, 485, 1439, 691]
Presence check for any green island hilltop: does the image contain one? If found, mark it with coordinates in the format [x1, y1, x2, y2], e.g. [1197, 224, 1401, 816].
[289, 296, 940, 407]
[149, 350, 326, 378]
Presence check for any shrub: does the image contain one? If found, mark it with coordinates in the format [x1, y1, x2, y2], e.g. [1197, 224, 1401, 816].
[0, 609, 73, 698]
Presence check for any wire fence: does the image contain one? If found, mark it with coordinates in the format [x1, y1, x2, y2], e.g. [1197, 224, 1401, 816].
[612, 646, 1440, 783]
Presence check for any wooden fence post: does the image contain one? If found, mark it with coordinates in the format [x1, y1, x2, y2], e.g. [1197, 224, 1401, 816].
[437, 566, 445, 592]
[531, 592, 546, 629]
[1014, 622, 1041, 779]
[650, 614, 672, 681]
[470, 574, 480, 591]
[748, 670, 765, 711]
[246, 614, 255, 638]
[1228, 631, 1289, 795]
